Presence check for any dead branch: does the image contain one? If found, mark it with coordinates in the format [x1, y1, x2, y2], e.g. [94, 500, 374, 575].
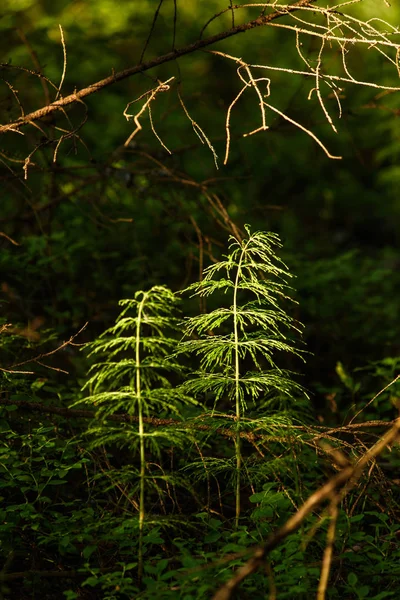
[0, 1, 315, 135]
[0, 231, 20, 245]
[0, 397, 396, 442]
[0, 323, 87, 375]
[212, 416, 400, 600]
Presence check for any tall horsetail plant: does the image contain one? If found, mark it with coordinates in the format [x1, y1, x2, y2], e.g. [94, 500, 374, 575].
[178, 226, 306, 528]
[80, 286, 194, 584]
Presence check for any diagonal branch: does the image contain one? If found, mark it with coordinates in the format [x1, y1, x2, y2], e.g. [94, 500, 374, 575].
[212, 416, 400, 600]
[0, 0, 316, 135]
[0, 398, 396, 440]
[0, 323, 87, 374]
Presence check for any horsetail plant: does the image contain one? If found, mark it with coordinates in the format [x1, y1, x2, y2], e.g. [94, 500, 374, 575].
[81, 286, 194, 583]
[178, 226, 306, 528]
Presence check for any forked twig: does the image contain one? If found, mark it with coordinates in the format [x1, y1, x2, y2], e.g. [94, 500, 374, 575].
[0, 323, 87, 375]
[264, 101, 342, 159]
[123, 77, 174, 150]
[3, 0, 400, 168]
[210, 49, 342, 162]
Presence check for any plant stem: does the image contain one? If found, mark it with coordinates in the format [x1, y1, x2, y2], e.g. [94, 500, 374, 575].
[232, 239, 250, 529]
[136, 292, 147, 583]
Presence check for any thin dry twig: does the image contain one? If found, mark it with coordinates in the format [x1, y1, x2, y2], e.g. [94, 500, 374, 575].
[123, 77, 174, 150]
[350, 374, 400, 424]
[55, 25, 67, 101]
[140, 0, 165, 63]
[16, 28, 51, 105]
[1, 79, 24, 118]
[0, 232, 19, 245]
[210, 49, 342, 162]
[317, 498, 339, 600]
[264, 101, 342, 159]
[0, 322, 87, 375]
[178, 87, 219, 168]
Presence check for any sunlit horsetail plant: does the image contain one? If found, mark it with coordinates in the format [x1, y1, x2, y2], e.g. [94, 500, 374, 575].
[178, 226, 306, 528]
[80, 286, 195, 583]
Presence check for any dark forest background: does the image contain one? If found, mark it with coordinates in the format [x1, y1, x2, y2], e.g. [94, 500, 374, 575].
[1, 1, 400, 599]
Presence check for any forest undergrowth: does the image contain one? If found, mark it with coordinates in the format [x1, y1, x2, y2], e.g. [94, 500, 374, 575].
[1, 228, 399, 600]
[1, 1, 400, 598]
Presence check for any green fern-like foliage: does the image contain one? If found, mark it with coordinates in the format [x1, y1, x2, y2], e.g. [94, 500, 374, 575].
[179, 226, 306, 526]
[81, 285, 195, 580]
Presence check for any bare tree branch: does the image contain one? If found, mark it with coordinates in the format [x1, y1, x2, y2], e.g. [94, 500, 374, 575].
[0, 397, 396, 440]
[0, 1, 315, 135]
[0, 323, 87, 374]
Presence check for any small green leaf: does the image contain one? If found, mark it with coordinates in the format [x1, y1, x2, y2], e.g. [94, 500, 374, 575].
[82, 545, 97, 559]
[82, 576, 99, 587]
[348, 572, 358, 586]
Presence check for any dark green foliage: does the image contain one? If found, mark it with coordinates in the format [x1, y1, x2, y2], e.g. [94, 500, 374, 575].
[1, 1, 400, 598]
[2, 231, 400, 599]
